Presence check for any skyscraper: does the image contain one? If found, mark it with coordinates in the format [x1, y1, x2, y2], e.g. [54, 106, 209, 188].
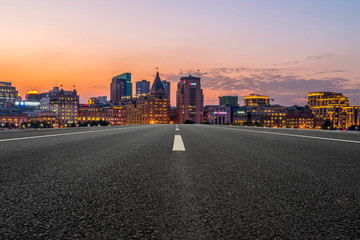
[176, 75, 204, 124]
[136, 80, 150, 95]
[162, 80, 170, 99]
[110, 73, 132, 102]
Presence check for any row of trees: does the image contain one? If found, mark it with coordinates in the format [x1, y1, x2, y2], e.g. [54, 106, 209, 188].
[78, 120, 110, 127]
[19, 120, 111, 129]
[0, 123, 17, 129]
[21, 121, 53, 129]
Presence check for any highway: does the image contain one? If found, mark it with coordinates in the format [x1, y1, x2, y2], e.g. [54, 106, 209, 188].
[1, 125, 360, 239]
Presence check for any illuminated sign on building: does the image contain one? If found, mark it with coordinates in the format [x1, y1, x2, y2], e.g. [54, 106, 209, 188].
[189, 83, 197, 86]
[213, 111, 228, 115]
[15, 101, 40, 107]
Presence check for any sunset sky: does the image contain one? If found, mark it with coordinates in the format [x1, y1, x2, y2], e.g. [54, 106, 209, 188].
[1, 0, 360, 106]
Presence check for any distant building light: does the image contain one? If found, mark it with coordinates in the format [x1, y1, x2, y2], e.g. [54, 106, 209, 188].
[189, 83, 197, 86]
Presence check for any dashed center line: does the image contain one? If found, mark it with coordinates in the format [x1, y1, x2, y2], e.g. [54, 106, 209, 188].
[172, 135, 185, 151]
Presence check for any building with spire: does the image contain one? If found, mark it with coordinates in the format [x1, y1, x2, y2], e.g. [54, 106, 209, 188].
[125, 72, 170, 124]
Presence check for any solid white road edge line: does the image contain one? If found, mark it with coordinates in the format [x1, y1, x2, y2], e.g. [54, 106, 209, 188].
[172, 135, 185, 151]
[0, 126, 147, 142]
[210, 126, 360, 144]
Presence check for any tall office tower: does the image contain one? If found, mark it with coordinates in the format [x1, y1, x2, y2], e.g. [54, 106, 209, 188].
[126, 72, 169, 124]
[110, 73, 132, 102]
[244, 94, 269, 106]
[219, 96, 238, 106]
[0, 82, 19, 108]
[136, 80, 150, 95]
[176, 75, 204, 124]
[162, 80, 171, 99]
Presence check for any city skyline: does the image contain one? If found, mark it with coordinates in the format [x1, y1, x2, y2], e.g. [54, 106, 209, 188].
[1, 0, 359, 106]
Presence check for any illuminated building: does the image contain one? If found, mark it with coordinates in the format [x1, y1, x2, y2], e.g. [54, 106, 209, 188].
[219, 96, 238, 107]
[126, 72, 170, 125]
[78, 105, 126, 125]
[0, 113, 28, 128]
[25, 90, 45, 102]
[88, 96, 108, 106]
[176, 75, 204, 124]
[205, 105, 231, 125]
[286, 106, 315, 129]
[110, 73, 132, 102]
[40, 87, 79, 127]
[244, 94, 269, 107]
[234, 105, 287, 127]
[0, 82, 19, 108]
[111, 106, 127, 125]
[343, 106, 360, 128]
[169, 106, 177, 124]
[136, 80, 150, 95]
[307, 91, 359, 128]
[162, 80, 171, 99]
[26, 110, 57, 127]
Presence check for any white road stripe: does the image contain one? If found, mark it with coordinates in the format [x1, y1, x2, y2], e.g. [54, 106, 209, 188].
[172, 135, 185, 151]
[0, 126, 146, 142]
[212, 126, 360, 144]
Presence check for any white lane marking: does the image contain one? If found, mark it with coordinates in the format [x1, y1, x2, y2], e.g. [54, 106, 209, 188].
[172, 135, 185, 151]
[0, 126, 147, 142]
[176, 127, 179, 131]
[210, 126, 360, 144]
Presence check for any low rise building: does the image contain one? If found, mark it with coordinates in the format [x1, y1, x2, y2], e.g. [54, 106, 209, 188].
[307, 91, 359, 128]
[0, 113, 28, 128]
[244, 94, 269, 107]
[26, 110, 57, 127]
[78, 105, 126, 125]
[286, 106, 315, 129]
[205, 105, 231, 125]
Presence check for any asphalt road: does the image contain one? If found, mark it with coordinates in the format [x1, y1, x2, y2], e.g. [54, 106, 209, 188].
[1, 125, 360, 239]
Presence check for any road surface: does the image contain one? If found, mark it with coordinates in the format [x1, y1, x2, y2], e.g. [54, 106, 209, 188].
[1, 125, 359, 239]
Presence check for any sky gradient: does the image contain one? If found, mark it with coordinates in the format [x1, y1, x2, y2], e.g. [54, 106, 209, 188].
[1, 0, 360, 106]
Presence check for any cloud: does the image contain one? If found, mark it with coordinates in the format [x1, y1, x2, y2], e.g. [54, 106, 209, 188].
[305, 53, 333, 61]
[275, 53, 333, 66]
[308, 69, 354, 76]
[165, 67, 360, 106]
[89, 85, 109, 89]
